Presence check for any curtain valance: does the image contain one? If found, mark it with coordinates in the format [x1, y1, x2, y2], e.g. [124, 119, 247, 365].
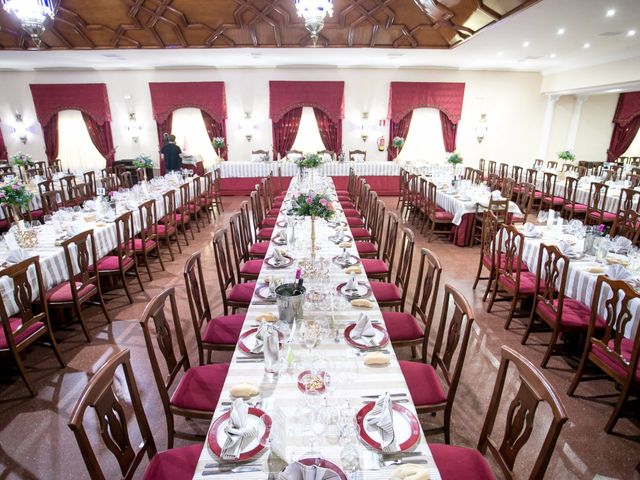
[149, 82, 227, 123]
[612, 91, 640, 127]
[388, 82, 465, 124]
[269, 81, 344, 123]
[30, 83, 111, 126]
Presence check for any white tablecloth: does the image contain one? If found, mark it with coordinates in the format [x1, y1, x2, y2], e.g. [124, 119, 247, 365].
[217, 162, 400, 179]
[435, 188, 522, 226]
[193, 177, 441, 479]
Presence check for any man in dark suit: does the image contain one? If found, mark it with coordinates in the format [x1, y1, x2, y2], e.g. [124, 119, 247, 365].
[161, 134, 183, 172]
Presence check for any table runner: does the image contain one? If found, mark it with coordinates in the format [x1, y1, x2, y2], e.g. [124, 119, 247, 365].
[193, 176, 440, 479]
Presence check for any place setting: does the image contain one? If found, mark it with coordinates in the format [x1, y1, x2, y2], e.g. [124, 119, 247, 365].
[336, 272, 371, 299]
[265, 248, 295, 269]
[332, 248, 360, 268]
[344, 313, 390, 350]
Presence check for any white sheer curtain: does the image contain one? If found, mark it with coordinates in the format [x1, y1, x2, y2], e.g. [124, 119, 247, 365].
[398, 108, 446, 163]
[291, 106, 325, 153]
[171, 107, 217, 168]
[57, 109, 106, 170]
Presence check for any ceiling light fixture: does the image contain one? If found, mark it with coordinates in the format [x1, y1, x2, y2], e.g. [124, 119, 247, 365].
[295, 0, 333, 47]
[628, 29, 637, 36]
[1, 0, 56, 48]
[497, 51, 503, 57]
[557, 27, 565, 35]
[606, 8, 616, 17]
[550, 53, 557, 58]
[583, 43, 591, 48]
[522, 41, 530, 47]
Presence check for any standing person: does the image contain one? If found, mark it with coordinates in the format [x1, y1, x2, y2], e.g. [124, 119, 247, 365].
[161, 134, 183, 173]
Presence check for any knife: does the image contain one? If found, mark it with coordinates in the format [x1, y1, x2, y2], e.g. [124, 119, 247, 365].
[202, 466, 262, 475]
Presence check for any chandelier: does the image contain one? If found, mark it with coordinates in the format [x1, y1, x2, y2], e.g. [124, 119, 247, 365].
[295, 0, 333, 46]
[2, 0, 56, 48]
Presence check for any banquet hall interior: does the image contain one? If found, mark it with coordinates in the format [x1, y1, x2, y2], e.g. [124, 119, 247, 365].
[0, 0, 640, 479]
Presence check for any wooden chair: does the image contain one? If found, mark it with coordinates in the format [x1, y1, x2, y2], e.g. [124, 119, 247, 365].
[52, 158, 63, 172]
[473, 197, 509, 246]
[362, 211, 399, 282]
[40, 190, 60, 216]
[176, 183, 195, 245]
[498, 162, 509, 179]
[184, 251, 245, 365]
[522, 244, 605, 368]
[370, 227, 414, 311]
[249, 191, 273, 241]
[585, 182, 616, 225]
[431, 346, 568, 480]
[384, 248, 442, 361]
[568, 276, 640, 433]
[471, 169, 483, 184]
[211, 168, 224, 214]
[103, 175, 118, 195]
[472, 210, 501, 301]
[0, 257, 65, 396]
[139, 287, 230, 448]
[239, 200, 268, 259]
[200, 172, 215, 219]
[425, 182, 454, 241]
[533, 158, 544, 169]
[500, 177, 515, 201]
[464, 166, 474, 180]
[561, 177, 587, 220]
[45, 230, 112, 342]
[511, 165, 523, 185]
[119, 171, 133, 189]
[83, 171, 97, 197]
[212, 228, 256, 315]
[479, 158, 486, 174]
[540, 172, 564, 211]
[399, 285, 475, 443]
[355, 198, 386, 259]
[349, 149, 367, 162]
[488, 160, 497, 176]
[59, 175, 81, 207]
[229, 212, 263, 282]
[610, 209, 640, 244]
[511, 182, 535, 224]
[135, 199, 165, 280]
[616, 187, 640, 216]
[156, 190, 181, 261]
[68, 349, 203, 480]
[547, 160, 558, 169]
[90, 211, 144, 304]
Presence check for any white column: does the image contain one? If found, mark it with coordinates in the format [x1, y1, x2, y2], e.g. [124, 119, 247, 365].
[565, 95, 588, 150]
[538, 95, 560, 160]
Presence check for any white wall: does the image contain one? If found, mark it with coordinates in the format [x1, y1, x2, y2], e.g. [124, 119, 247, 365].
[573, 94, 618, 164]
[0, 67, 549, 169]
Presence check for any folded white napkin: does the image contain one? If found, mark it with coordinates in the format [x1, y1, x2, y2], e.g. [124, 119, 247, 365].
[341, 247, 350, 263]
[4, 231, 19, 250]
[606, 264, 635, 282]
[251, 322, 267, 354]
[277, 229, 287, 243]
[557, 240, 576, 257]
[491, 190, 502, 200]
[523, 222, 542, 237]
[272, 248, 286, 265]
[345, 272, 358, 292]
[366, 393, 397, 452]
[278, 462, 340, 480]
[352, 313, 377, 345]
[335, 226, 344, 242]
[220, 399, 258, 460]
[7, 248, 31, 263]
[612, 236, 632, 254]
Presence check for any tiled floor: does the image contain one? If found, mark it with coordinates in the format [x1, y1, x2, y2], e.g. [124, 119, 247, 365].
[0, 196, 638, 480]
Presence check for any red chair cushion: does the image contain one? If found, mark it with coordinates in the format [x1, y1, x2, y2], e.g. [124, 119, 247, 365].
[133, 238, 157, 251]
[362, 259, 389, 275]
[340, 201, 356, 209]
[591, 338, 640, 382]
[546, 196, 564, 204]
[0, 316, 44, 349]
[153, 224, 176, 236]
[227, 281, 257, 304]
[383, 312, 423, 342]
[481, 254, 528, 272]
[343, 209, 360, 217]
[563, 203, 587, 212]
[336, 190, 349, 195]
[371, 281, 402, 303]
[257, 228, 273, 240]
[170, 363, 230, 412]
[249, 242, 269, 256]
[429, 444, 496, 480]
[347, 217, 365, 228]
[355, 241, 377, 255]
[203, 313, 245, 345]
[175, 213, 189, 223]
[142, 444, 202, 480]
[537, 297, 606, 330]
[30, 209, 44, 220]
[240, 259, 263, 276]
[351, 228, 371, 240]
[587, 211, 617, 221]
[399, 360, 447, 406]
[434, 211, 454, 221]
[91, 255, 134, 272]
[260, 217, 277, 228]
[274, 195, 286, 201]
[498, 271, 543, 295]
[46, 281, 97, 303]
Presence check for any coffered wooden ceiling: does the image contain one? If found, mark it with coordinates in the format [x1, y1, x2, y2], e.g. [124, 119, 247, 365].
[0, 0, 540, 50]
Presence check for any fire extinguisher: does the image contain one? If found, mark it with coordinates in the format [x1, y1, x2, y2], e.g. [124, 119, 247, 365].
[377, 136, 385, 152]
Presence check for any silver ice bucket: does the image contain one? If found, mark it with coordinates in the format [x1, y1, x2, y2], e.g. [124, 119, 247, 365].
[275, 283, 306, 325]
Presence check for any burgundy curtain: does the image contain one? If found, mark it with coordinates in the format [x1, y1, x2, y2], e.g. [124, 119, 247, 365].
[607, 92, 640, 162]
[272, 107, 303, 158]
[387, 111, 413, 161]
[270, 81, 344, 125]
[157, 113, 173, 176]
[440, 111, 458, 153]
[42, 114, 59, 165]
[201, 110, 227, 161]
[82, 113, 115, 167]
[314, 108, 342, 154]
[0, 126, 7, 160]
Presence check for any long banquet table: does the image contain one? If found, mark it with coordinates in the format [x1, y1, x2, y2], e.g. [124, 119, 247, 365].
[193, 176, 441, 479]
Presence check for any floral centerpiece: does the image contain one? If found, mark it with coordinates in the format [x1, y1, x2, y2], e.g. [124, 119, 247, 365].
[391, 136, 405, 159]
[132, 154, 153, 169]
[447, 151, 463, 165]
[212, 137, 225, 159]
[0, 180, 33, 210]
[290, 192, 335, 258]
[296, 153, 323, 169]
[10, 152, 34, 168]
[558, 150, 576, 162]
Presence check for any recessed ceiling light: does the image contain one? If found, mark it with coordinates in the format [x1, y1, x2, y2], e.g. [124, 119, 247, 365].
[628, 29, 637, 36]
[497, 51, 503, 57]
[606, 8, 616, 16]
[550, 53, 556, 58]
[583, 42, 591, 48]
[557, 27, 565, 35]
[522, 41, 530, 47]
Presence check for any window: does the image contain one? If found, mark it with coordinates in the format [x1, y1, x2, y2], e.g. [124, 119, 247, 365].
[399, 108, 446, 163]
[171, 108, 217, 167]
[57, 109, 106, 171]
[291, 106, 325, 153]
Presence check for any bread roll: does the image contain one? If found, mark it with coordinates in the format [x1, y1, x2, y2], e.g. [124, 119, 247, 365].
[390, 464, 430, 479]
[351, 298, 372, 308]
[229, 383, 260, 398]
[363, 352, 390, 366]
[256, 312, 278, 323]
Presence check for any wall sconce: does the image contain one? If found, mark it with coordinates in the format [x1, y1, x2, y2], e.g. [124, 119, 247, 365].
[244, 112, 253, 142]
[360, 112, 369, 142]
[14, 113, 28, 144]
[476, 113, 488, 143]
[126, 112, 142, 143]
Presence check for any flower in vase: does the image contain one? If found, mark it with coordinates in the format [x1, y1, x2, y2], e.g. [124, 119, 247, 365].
[306, 196, 313, 205]
[319, 198, 328, 206]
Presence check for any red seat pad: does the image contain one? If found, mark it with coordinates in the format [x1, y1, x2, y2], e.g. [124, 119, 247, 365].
[481, 254, 528, 272]
[202, 313, 246, 345]
[591, 337, 640, 382]
[336, 190, 349, 195]
[382, 312, 423, 342]
[370, 281, 402, 303]
[249, 242, 269, 256]
[240, 259, 264, 276]
[170, 363, 230, 412]
[260, 217, 277, 227]
[362, 259, 389, 275]
[133, 238, 157, 251]
[227, 281, 257, 304]
[90, 255, 134, 272]
[429, 444, 496, 480]
[497, 271, 544, 295]
[257, 228, 273, 240]
[340, 201, 356, 209]
[30, 209, 44, 220]
[537, 297, 606, 330]
[142, 444, 202, 480]
[399, 360, 447, 405]
[0, 317, 44, 349]
[153, 224, 176, 236]
[563, 203, 587, 212]
[179, 204, 200, 213]
[355, 241, 377, 255]
[587, 211, 617, 221]
[433, 211, 454, 221]
[342, 208, 360, 217]
[543, 196, 565, 204]
[46, 282, 97, 303]
[347, 217, 365, 228]
[174, 213, 190, 223]
[274, 195, 286, 201]
[350, 228, 371, 240]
